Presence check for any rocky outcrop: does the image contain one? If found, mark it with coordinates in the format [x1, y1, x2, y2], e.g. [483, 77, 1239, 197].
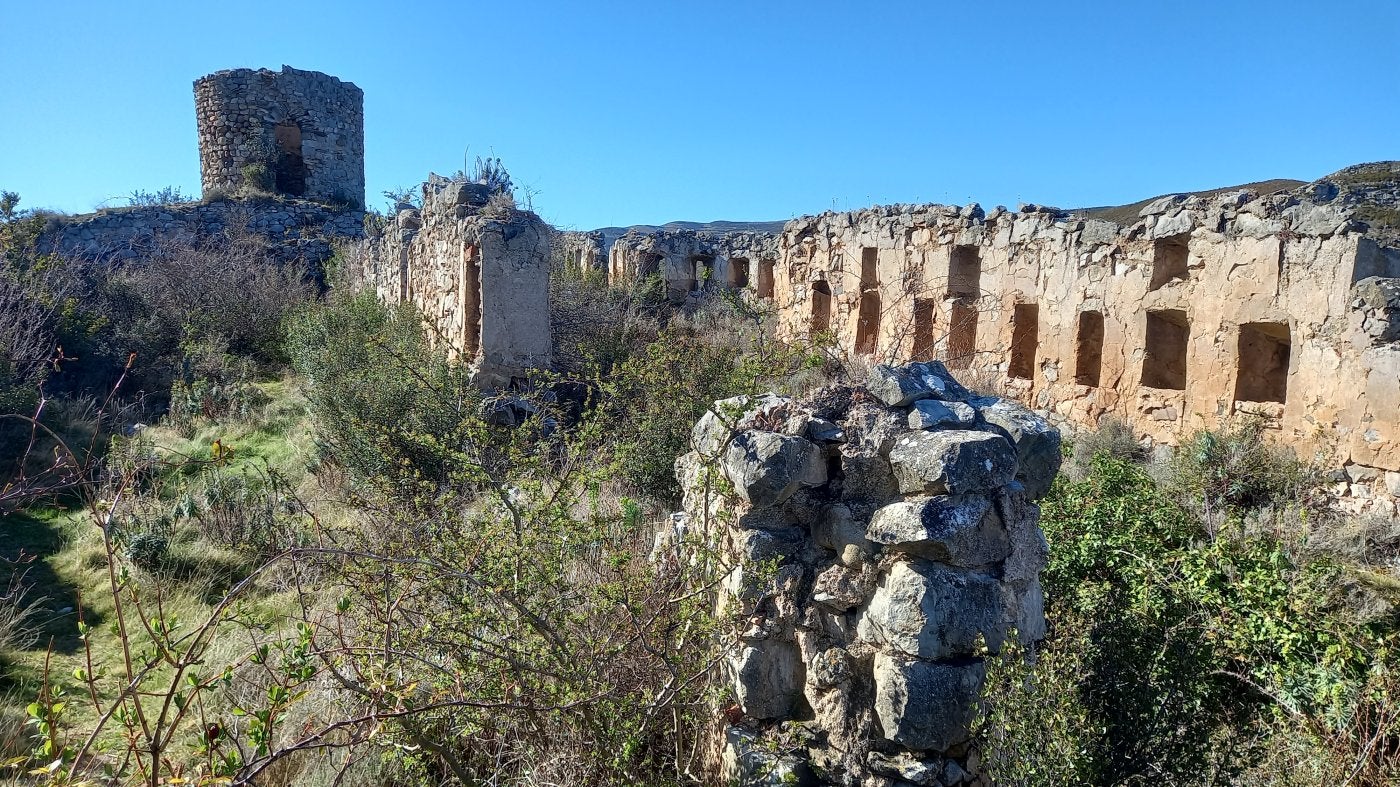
[675, 361, 1056, 786]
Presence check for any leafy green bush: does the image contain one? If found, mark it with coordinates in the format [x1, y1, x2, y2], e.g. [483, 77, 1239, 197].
[983, 451, 1400, 785]
[285, 290, 476, 497]
[601, 299, 820, 503]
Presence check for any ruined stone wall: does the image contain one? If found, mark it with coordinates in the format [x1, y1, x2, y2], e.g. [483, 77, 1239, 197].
[767, 190, 1400, 511]
[674, 361, 1056, 786]
[195, 66, 365, 208]
[351, 177, 552, 388]
[609, 228, 780, 299]
[37, 198, 363, 266]
[557, 230, 606, 274]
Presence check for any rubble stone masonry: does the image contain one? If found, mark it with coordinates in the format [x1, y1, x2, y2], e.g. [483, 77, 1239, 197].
[615, 170, 1400, 511]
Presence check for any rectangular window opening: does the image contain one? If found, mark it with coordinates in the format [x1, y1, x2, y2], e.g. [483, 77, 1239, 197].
[948, 245, 981, 299]
[1074, 311, 1105, 386]
[729, 257, 750, 289]
[462, 244, 481, 358]
[947, 301, 978, 369]
[1009, 303, 1039, 380]
[861, 247, 878, 290]
[757, 259, 776, 299]
[811, 280, 832, 334]
[1141, 309, 1189, 390]
[912, 298, 936, 362]
[1149, 236, 1190, 291]
[689, 256, 714, 291]
[1235, 322, 1290, 404]
[855, 291, 881, 355]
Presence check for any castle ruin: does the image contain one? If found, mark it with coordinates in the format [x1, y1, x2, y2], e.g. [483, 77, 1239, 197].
[598, 171, 1400, 512]
[195, 66, 365, 208]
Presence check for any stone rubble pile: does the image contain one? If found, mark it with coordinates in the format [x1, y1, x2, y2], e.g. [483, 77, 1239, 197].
[674, 361, 1059, 786]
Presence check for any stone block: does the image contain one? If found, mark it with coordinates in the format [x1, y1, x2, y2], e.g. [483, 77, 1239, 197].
[888, 430, 1017, 496]
[857, 559, 1006, 659]
[866, 495, 1012, 568]
[873, 652, 984, 752]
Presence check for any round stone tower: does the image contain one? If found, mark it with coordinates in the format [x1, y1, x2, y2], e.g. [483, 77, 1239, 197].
[194, 65, 364, 208]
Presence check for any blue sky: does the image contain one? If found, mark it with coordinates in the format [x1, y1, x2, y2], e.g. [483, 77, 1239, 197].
[1, 1, 1396, 231]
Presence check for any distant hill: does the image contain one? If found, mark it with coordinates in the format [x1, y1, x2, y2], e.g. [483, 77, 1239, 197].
[1075, 178, 1306, 225]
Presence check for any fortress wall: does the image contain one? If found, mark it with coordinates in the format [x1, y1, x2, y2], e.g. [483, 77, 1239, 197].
[608, 229, 779, 298]
[756, 194, 1399, 508]
[352, 179, 551, 388]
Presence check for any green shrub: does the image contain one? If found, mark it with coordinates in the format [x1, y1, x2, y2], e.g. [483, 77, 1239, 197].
[241, 162, 274, 192]
[1167, 420, 1321, 516]
[984, 450, 1400, 785]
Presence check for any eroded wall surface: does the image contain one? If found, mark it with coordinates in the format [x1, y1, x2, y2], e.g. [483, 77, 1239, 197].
[758, 190, 1400, 508]
[352, 178, 551, 388]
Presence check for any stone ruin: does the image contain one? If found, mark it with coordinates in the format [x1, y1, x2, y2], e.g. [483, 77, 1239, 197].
[605, 227, 781, 300]
[195, 65, 365, 208]
[350, 175, 552, 389]
[37, 66, 368, 268]
[673, 361, 1058, 786]
[611, 170, 1400, 511]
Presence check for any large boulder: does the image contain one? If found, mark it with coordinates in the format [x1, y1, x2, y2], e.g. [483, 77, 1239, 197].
[888, 430, 1017, 495]
[857, 559, 1006, 659]
[873, 652, 984, 752]
[731, 640, 805, 720]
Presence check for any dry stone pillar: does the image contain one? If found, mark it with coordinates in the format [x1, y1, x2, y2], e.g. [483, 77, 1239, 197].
[675, 361, 1058, 786]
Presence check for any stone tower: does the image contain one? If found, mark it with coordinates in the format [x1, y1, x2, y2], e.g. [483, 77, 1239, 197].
[194, 66, 365, 208]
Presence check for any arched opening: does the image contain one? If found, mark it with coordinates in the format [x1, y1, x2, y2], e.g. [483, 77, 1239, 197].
[811, 280, 832, 335]
[273, 121, 307, 197]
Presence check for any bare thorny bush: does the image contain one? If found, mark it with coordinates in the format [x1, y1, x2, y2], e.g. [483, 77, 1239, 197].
[4, 298, 744, 786]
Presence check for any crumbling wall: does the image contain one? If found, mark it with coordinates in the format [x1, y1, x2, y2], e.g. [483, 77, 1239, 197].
[352, 177, 551, 388]
[195, 66, 365, 207]
[609, 228, 779, 300]
[557, 230, 606, 273]
[37, 198, 363, 267]
[769, 189, 1400, 511]
[674, 361, 1056, 786]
